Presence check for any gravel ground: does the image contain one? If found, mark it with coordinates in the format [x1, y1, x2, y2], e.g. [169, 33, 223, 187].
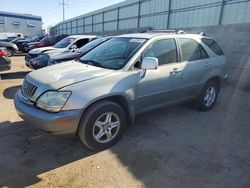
[0, 55, 250, 188]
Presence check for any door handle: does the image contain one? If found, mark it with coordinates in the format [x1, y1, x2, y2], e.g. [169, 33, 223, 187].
[204, 62, 212, 68]
[170, 68, 182, 75]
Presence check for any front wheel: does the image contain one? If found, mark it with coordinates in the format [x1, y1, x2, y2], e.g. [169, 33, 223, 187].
[194, 80, 220, 111]
[78, 101, 127, 151]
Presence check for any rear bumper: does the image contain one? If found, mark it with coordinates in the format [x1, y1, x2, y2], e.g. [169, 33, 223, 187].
[14, 90, 83, 135]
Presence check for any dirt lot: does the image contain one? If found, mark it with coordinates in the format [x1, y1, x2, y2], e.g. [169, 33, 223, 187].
[0, 55, 250, 188]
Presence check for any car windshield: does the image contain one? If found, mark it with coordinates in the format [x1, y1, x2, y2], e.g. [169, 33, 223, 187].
[32, 36, 44, 42]
[79, 37, 146, 70]
[54, 37, 76, 48]
[40, 36, 49, 42]
[78, 37, 110, 54]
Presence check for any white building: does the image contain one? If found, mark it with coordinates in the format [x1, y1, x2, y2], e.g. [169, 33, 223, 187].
[0, 11, 42, 37]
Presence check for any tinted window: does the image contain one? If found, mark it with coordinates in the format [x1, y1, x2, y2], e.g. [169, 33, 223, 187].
[201, 38, 224, 55]
[143, 39, 177, 66]
[54, 37, 76, 48]
[40, 36, 49, 42]
[179, 38, 208, 61]
[79, 37, 110, 53]
[75, 38, 90, 48]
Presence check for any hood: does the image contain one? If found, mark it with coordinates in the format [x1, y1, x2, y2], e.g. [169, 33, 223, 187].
[26, 61, 114, 91]
[51, 52, 81, 61]
[29, 46, 57, 55]
[0, 41, 16, 48]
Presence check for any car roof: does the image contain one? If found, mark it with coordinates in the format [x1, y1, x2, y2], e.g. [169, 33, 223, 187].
[116, 32, 210, 40]
[68, 35, 97, 39]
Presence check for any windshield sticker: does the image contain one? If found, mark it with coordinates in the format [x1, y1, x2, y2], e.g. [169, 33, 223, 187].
[129, 39, 145, 43]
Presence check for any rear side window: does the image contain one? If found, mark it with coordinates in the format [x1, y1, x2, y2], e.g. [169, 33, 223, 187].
[201, 38, 224, 55]
[143, 39, 178, 66]
[179, 38, 208, 62]
[75, 38, 90, 48]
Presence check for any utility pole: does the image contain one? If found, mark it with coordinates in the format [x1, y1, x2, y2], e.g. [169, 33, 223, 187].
[59, 0, 67, 21]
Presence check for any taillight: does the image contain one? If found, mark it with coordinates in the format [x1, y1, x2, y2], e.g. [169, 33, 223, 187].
[0, 50, 7, 56]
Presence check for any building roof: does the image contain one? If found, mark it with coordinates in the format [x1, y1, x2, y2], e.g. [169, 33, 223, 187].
[0, 11, 42, 21]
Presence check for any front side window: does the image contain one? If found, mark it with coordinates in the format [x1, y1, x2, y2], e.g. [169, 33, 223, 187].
[201, 38, 224, 55]
[143, 38, 178, 66]
[79, 37, 146, 70]
[54, 37, 76, 48]
[179, 38, 208, 62]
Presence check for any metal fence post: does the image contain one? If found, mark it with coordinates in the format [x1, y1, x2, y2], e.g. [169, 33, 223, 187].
[70, 21, 72, 34]
[137, 0, 141, 28]
[102, 11, 105, 32]
[117, 7, 120, 30]
[92, 15, 94, 32]
[219, 0, 225, 25]
[167, 0, 172, 29]
[83, 17, 85, 34]
[76, 19, 78, 34]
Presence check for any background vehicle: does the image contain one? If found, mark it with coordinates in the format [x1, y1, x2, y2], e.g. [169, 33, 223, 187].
[0, 48, 11, 71]
[0, 41, 18, 56]
[24, 35, 68, 52]
[47, 36, 112, 65]
[0, 32, 24, 42]
[25, 35, 97, 69]
[17, 36, 45, 52]
[15, 31, 227, 150]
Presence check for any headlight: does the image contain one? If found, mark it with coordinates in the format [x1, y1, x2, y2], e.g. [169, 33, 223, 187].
[38, 54, 49, 59]
[32, 55, 49, 65]
[36, 91, 71, 112]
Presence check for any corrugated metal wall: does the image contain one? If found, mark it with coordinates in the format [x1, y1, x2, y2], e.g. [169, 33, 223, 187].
[53, 0, 250, 35]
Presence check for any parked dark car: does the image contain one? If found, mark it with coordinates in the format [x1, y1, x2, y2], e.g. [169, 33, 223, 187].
[0, 48, 11, 71]
[48, 36, 112, 65]
[24, 35, 68, 52]
[17, 36, 45, 52]
[0, 41, 18, 56]
[25, 35, 98, 69]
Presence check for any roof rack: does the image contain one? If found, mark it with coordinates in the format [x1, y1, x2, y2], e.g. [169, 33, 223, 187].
[142, 29, 186, 34]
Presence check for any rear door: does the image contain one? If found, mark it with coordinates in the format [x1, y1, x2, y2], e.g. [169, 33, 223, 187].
[177, 38, 210, 98]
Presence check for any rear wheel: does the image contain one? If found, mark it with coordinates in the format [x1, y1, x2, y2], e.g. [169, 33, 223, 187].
[78, 101, 127, 151]
[194, 80, 220, 111]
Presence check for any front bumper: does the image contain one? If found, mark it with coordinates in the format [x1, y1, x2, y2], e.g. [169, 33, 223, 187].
[14, 90, 82, 135]
[25, 54, 48, 69]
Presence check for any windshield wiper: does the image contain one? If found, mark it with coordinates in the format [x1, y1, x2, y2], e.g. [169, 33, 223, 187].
[79, 59, 105, 68]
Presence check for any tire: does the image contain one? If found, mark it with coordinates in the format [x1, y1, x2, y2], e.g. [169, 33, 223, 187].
[6, 48, 15, 57]
[194, 80, 220, 111]
[78, 101, 127, 151]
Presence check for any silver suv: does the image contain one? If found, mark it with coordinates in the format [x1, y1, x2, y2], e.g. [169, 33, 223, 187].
[15, 31, 227, 150]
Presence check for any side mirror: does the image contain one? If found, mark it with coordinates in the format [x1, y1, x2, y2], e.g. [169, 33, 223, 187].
[141, 57, 158, 70]
[70, 45, 77, 51]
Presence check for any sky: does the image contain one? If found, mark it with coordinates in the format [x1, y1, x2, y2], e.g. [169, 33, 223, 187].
[1, 0, 125, 29]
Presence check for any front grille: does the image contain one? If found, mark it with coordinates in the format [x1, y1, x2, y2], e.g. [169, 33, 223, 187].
[22, 79, 38, 98]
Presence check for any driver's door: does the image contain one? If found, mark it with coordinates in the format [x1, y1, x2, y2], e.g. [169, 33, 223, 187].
[135, 38, 183, 113]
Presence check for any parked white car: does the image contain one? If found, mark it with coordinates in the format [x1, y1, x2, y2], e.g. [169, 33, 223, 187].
[25, 35, 97, 69]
